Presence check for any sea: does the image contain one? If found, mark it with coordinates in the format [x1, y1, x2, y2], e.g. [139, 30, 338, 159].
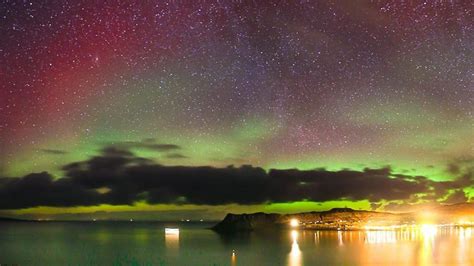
[0, 221, 473, 265]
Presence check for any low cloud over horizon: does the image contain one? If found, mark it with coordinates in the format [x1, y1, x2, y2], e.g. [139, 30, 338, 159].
[0, 146, 472, 211]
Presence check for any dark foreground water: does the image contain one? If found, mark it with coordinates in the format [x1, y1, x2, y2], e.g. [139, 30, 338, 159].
[0, 221, 473, 265]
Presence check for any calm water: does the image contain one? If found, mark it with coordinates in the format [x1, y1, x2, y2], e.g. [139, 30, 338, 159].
[0, 222, 473, 265]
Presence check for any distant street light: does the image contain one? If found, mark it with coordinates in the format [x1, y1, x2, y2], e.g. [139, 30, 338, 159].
[290, 218, 299, 227]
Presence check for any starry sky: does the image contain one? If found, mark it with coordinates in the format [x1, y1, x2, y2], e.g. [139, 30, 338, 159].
[1, 1, 473, 220]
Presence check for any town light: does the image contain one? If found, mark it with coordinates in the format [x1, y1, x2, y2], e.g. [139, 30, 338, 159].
[290, 218, 299, 227]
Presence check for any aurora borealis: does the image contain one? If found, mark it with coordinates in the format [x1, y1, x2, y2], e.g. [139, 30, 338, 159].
[1, 1, 473, 220]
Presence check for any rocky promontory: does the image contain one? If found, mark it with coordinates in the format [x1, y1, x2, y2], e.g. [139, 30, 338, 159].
[212, 205, 474, 232]
[213, 208, 407, 232]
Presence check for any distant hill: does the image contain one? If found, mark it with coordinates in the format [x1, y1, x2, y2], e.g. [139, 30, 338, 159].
[0, 216, 32, 222]
[212, 208, 404, 232]
[213, 204, 474, 232]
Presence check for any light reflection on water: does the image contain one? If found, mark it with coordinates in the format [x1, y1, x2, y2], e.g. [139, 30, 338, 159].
[285, 225, 473, 266]
[165, 227, 179, 258]
[0, 222, 473, 265]
[365, 230, 397, 244]
[231, 249, 237, 266]
[288, 230, 302, 266]
[458, 227, 472, 264]
[165, 230, 179, 247]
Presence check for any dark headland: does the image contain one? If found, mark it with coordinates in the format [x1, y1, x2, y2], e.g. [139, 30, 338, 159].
[0, 217, 32, 222]
[212, 204, 474, 233]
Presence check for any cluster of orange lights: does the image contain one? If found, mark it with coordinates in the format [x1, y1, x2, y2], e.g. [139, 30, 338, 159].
[289, 216, 473, 232]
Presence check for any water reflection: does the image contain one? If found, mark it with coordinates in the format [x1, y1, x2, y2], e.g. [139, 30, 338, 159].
[288, 230, 302, 266]
[294, 225, 474, 264]
[165, 228, 179, 251]
[337, 230, 344, 246]
[421, 224, 437, 239]
[2, 222, 474, 265]
[95, 229, 110, 243]
[314, 231, 320, 244]
[459, 227, 472, 240]
[458, 227, 472, 264]
[231, 249, 237, 266]
[419, 225, 437, 266]
[365, 230, 397, 244]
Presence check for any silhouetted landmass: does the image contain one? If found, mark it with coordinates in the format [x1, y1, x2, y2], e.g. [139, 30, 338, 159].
[213, 204, 474, 232]
[0, 216, 32, 222]
[213, 208, 404, 232]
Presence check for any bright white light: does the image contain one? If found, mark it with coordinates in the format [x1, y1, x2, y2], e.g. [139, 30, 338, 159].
[365, 231, 397, 244]
[421, 224, 437, 238]
[290, 219, 299, 227]
[291, 230, 298, 241]
[165, 228, 180, 235]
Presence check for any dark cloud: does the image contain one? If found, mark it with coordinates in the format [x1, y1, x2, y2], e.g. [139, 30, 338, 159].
[442, 189, 468, 205]
[0, 149, 472, 210]
[166, 153, 188, 159]
[0, 172, 101, 209]
[40, 149, 68, 155]
[101, 146, 135, 157]
[446, 155, 474, 173]
[447, 163, 461, 175]
[106, 139, 181, 152]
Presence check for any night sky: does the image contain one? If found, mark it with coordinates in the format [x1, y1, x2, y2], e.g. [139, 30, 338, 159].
[1, 1, 473, 220]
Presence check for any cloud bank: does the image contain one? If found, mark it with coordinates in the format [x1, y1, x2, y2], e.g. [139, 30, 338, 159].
[0, 147, 472, 209]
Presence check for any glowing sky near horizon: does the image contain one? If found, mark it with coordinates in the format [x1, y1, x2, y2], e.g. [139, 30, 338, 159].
[1, 1, 473, 218]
